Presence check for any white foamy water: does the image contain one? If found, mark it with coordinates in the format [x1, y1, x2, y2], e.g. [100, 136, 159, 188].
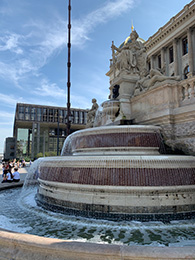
[0, 186, 194, 246]
[0, 160, 194, 247]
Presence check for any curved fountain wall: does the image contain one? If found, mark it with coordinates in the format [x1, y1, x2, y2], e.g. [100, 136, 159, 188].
[36, 125, 195, 221]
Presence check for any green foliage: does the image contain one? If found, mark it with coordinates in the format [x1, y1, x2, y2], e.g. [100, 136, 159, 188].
[45, 151, 57, 157]
[23, 156, 31, 162]
[36, 152, 43, 158]
[36, 151, 57, 159]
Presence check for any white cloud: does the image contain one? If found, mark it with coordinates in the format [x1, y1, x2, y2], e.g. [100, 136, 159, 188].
[32, 79, 66, 98]
[72, 0, 135, 47]
[0, 93, 20, 108]
[0, 33, 23, 54]
[0, 0, 135, 87]
[0, 111, 14, 119]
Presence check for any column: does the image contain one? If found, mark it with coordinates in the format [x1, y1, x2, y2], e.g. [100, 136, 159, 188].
[150, 55, 155, 69]
[37, 123, 40, 154]
[161, 48, 165, 73]
[187, 28, 194, 76]
[173, 39, 178, 75]
[31, 123, 35, 159]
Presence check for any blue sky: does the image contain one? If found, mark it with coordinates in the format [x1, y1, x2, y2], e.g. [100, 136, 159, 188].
[0, 0, 190, 153]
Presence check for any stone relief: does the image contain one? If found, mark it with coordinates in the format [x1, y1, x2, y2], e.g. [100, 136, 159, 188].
[160, 123, 195, 155]
[174, 121, 195, 137]
[134, 69, 181, 96]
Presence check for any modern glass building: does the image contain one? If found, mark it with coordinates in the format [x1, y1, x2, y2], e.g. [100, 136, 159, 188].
[13, 103, 87, 159]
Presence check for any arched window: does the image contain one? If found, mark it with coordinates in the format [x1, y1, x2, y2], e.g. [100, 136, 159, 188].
[184, 65, 189, 79]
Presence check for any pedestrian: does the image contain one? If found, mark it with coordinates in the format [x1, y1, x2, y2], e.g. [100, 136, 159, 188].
[12, 168, 20, 182]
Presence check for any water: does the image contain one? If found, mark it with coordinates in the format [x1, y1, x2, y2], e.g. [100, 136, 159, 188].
[0, 187, 195, 247]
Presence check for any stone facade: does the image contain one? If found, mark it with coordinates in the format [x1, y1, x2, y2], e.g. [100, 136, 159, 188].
[104, 0, 195, 155]
[130, 79, 195, 155]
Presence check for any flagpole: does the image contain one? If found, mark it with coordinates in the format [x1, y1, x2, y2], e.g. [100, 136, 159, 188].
[66, 0, 71, 136]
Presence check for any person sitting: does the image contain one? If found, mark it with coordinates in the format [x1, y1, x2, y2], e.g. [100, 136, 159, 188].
[1, 170, 13, 183]
[12, 168, 20, 182]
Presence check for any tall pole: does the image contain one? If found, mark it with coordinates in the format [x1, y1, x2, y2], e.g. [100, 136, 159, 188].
[66, 0, 71, 136]
[57, 111, 60, 156]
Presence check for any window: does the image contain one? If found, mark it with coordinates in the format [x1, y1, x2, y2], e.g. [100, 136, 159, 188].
[25, 107, 30, 120]
[59, 110, 63, 123]
[18, 106, 24, 120]
[37, 108, 42, 121]
[79, 111, 84, 124]
[169, 46, 174, 63]
[64, 110, 67, 122]
[158, 55, 161, 69]
[71, 111, 75, 124]
[184, 65, 189, 79]
[49, 109, 54, 122]
[74, 111, 79, 124]
[84, 112, 87, 124]
[43, 108, 47, 122]
[182, 37, 188, 55]
[54, 109, 58, 122]
[31, 107, 36, 121]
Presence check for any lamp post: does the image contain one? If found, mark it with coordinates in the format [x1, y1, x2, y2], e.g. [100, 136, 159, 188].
[66, 0, 71, 136]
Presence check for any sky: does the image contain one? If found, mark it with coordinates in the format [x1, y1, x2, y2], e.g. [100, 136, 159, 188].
[0, 0, 191, 153]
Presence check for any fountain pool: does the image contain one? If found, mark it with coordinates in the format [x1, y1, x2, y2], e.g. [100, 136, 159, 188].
[0, 186, 195, 247]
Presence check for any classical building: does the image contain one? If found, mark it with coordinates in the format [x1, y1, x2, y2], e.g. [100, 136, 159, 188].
[13, 103, 87, 159]
[102, 0, 195, 155]
[145, 1, 195, 79]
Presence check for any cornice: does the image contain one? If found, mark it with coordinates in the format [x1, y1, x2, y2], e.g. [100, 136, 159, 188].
[145, 0, 195, 52]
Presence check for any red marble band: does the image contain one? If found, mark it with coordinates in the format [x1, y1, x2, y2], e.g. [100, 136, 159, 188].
[39, 166, 195, 186]
[70, 132, 161, 150]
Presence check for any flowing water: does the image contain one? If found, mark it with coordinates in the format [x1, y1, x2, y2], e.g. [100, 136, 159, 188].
[0, 186, 195, 247]
[0, 160, 194, 247]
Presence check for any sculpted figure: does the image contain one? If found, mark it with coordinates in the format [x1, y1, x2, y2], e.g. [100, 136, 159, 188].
[111, 30, 147, 75]
[134, 69, 181, 96]
[87, 98, 99, 127]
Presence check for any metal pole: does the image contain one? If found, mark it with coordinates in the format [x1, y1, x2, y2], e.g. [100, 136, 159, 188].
[57, 113, 59, 156]
[66, 0, 71, 136]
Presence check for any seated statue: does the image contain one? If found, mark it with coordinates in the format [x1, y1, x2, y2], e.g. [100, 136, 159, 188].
[111, 30, 147, 75]
[87, 98, 99, 127]
[134, 69, 181, 96]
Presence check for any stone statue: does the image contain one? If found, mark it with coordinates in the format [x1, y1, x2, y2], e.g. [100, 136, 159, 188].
[111, 30, 147, 76]
[86, 98, 99, 127]
[134, 69, 181, 96]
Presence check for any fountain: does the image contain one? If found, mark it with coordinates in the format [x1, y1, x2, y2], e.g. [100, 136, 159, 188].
[0, 29, 195, 259]
[36, 125, 195, 222]
[36, 29, 195, 222]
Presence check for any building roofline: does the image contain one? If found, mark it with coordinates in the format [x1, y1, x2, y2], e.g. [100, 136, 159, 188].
[144, 0, 195, 52]
[16, 103, 88, 112]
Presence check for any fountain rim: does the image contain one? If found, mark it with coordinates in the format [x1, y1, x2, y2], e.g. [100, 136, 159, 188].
[66, 125, 162, 137]
[0, 228, 195, 259]
[39, 155, 195, 162]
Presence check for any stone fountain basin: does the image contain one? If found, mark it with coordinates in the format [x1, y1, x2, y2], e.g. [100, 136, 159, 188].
[61, 125, 162, 155]
[37, 155, 195, 221]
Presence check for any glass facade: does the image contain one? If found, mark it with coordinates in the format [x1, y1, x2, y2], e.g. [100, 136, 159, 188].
[17, 128, 30, 158]
[14, 103, 87, 159]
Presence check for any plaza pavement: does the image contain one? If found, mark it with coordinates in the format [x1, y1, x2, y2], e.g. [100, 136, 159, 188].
[0, 166, 28, 191]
